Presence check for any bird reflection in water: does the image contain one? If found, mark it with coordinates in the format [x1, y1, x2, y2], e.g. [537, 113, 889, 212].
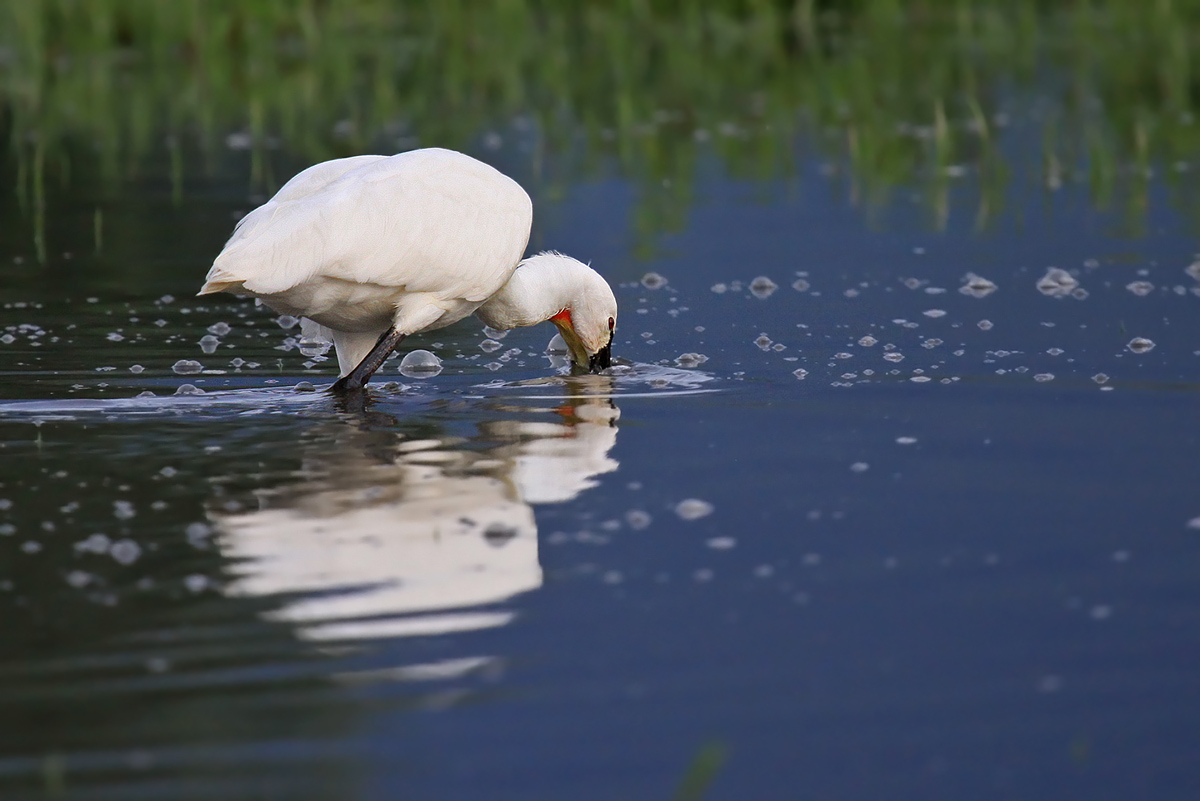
[212, 377, 619, 645]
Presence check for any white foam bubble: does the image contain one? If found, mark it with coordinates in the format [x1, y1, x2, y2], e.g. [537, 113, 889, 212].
[626, 510, 652, 530]
[1037, 267, 1079, 297]
[749, 276, 778, 299]
[184, 574, 210, 593]
[675, 498, 714, 520]
[110, 539, 142, 565]
[399, 350, 443, 377]
[186, 522, 212, 548]
[676, 353, 709, 368]
[172, 359, 203, 375]
[66, 570, 93, 588]
[1127, 337, 1155, 353]
[959, 273, 998, 297]
[479, 325, 508, 340]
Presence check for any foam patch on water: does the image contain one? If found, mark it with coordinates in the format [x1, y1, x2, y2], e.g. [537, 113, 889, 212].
[0, 362, 715, 421]
[475, 361, 717, 399]
[0, 386, 329, 420]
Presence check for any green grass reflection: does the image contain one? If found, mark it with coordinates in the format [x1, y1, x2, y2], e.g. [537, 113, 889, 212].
[3, 0, 1200, 260]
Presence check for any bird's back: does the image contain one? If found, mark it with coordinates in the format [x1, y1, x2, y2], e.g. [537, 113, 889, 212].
[201, 149, 533, 316]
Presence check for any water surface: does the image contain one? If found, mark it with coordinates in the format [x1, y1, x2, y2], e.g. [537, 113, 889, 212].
[3, 44, 1200, 801]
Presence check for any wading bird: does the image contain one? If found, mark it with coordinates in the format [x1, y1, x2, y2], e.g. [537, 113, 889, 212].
[199, 148, 616, 391]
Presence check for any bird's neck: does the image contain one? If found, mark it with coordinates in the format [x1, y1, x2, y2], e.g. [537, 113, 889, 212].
[477, 260, 582, 330]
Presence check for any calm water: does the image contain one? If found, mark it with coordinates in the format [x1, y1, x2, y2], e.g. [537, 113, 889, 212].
[2, 109, 1200, 800]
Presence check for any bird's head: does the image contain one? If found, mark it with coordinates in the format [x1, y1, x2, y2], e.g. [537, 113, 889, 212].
[545, 261, 617, 373]
[551, 304, 615, 373]
[476, 251, 618, 373]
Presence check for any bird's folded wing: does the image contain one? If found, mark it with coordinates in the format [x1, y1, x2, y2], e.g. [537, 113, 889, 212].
[206, 151, 533, 305]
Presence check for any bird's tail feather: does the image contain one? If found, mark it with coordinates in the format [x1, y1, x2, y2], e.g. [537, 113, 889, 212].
[197, 266, 243, 296]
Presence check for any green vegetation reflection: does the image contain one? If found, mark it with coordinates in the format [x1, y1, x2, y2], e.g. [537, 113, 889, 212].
[3, 0, 1200, 260]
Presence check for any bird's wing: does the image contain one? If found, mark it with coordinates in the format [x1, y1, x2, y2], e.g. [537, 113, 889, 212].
[205, 149, 532, 304]
[271, 155, 390, 205]
[229, 154, 388, 233]
[201, 156, 389, 294]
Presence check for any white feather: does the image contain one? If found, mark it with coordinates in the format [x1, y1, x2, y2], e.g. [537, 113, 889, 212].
[200, 148, 615, 380]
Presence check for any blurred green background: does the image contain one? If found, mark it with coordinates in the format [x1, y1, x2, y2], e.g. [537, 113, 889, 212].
[3, 0, 1200, 263]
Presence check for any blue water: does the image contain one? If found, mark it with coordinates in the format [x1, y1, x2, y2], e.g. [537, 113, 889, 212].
[1, 122, 1199, 800]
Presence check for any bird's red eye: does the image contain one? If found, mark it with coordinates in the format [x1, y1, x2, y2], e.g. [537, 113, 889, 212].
[608, 317, 615, 330]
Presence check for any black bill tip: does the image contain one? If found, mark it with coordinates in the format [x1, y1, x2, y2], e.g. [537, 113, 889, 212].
[588, 341, 612, 373]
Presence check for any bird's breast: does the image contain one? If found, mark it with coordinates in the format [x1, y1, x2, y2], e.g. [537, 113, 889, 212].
[252, 278, 397, 332]
[254, 276, 480, 336]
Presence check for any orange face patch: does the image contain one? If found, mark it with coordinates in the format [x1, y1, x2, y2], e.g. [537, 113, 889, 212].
[550, 308, 573, 327]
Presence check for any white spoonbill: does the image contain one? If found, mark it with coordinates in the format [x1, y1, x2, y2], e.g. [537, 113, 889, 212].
[198, 148, 616, 391]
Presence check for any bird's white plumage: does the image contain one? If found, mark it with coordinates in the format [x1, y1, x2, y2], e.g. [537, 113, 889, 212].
[201, 148, 615, 379]
[202, 148, 533, 372]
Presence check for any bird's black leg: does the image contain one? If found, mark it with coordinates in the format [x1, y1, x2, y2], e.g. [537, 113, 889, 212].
[330, 328, 407, 393]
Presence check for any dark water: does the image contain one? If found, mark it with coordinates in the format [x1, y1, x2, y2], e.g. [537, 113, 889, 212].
[2, 117, 1200, 800]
